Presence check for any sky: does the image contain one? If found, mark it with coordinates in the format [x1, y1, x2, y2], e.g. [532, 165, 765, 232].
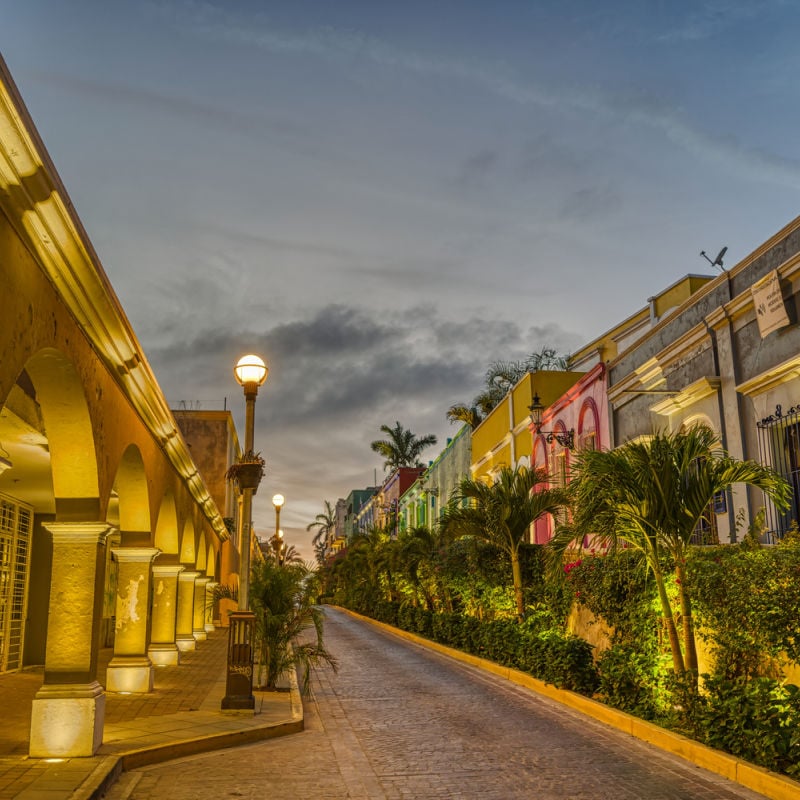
[2, 1, 799, 561]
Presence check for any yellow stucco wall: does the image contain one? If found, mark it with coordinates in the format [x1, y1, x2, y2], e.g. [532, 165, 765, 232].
[471, 371, 584, 482]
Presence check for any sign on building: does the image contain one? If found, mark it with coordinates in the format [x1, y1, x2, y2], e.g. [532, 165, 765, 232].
[752, 269, 790, 338]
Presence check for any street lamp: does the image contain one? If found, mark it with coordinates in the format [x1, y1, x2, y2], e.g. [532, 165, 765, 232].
[528, 393, 575, 450]
[233, 354, 268, 611]
[223, 354, 267, 711]
[272, 493, 284, 538]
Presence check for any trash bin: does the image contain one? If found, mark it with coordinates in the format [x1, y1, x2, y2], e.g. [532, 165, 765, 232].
[221, 611, 256, 710]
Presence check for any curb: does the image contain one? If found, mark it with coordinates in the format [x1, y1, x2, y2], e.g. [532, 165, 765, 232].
[119, 718, 305, 772]
[335, 607, 800, 800]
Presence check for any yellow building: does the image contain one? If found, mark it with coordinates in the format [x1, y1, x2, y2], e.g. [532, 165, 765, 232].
[470, 370, 584, 483]
[0, 57, 237, 756]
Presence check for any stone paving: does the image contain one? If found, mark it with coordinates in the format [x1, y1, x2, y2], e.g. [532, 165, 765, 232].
[110, 607, 771, 800]
[0, 629, 300, 799]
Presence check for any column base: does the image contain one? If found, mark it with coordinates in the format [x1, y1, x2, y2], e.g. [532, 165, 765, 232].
[176, 635, 196, 652]
[105, 656, 154, 693]
[193, 628, 207, 642]
[30, 681, 105, 757]
[148, 643, 181, 666]
[204, 622, 215, 633]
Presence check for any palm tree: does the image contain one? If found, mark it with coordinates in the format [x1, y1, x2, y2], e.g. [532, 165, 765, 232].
[550, 425, 790, 680]
[441, 465, 569, 621]
[446, 404, 483, 430]
[370, 421, 437, 472]
[307, 500, 336, 564]
[398, 524, 455, 611]
[448, 346, 569, 425]
[335, 526, 392, 609]
[213, 559, 337, 692]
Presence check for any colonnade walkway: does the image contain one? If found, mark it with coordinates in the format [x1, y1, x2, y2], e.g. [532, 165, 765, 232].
[106, 608, 776, 800]
[0, 630, 302, 800]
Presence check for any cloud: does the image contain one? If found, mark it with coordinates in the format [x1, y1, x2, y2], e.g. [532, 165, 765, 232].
[657, 0, 779, 42]
[452, 149, 500, 192]
[558, 185, 623, 223]
[150, 303, 581, 426]
[26, 69, 314, 153]
[150, 1, 800, 190]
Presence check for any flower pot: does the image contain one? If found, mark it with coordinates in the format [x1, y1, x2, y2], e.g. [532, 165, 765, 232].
[235, 462, 263, 491]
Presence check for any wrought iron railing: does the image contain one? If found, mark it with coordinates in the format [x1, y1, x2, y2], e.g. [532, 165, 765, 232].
[757, 403, 800, 542]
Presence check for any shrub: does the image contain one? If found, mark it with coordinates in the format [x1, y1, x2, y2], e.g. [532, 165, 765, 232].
[689, 541, 800, 680]
[596, 644, 658, 719]
[687, 676, 800, 778]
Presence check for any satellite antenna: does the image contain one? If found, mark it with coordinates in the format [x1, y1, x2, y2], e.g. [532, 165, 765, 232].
[700, 246, 728, 271]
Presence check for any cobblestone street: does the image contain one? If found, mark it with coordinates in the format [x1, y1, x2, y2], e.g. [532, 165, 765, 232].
[110, 608, 768, 800]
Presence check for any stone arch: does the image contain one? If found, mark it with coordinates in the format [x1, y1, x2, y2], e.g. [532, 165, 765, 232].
[206, 542, 216, 580]
[111, 444, 151, 542]
[179, 517, 196, 564]
[532, 435, 548, 470]
[681, 414, 717, 436]
[195, 532, 207, 573]
[23, 348, 99, 518]
[154, 491, 179, 555]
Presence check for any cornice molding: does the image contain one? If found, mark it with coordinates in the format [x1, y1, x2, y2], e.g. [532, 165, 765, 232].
[737, 354, 800, 398]
[650, 377, 721, 416]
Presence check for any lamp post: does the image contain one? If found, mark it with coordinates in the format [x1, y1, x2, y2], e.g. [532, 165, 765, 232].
[271, 529, 285, 565]
[272, 493, 284, 538]
[223, 354, 267, 712]
[233, 354, 268, 611]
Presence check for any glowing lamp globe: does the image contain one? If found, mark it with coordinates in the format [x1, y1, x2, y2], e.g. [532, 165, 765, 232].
[234, 354, 268, 388]
[272, 493, 285, 509]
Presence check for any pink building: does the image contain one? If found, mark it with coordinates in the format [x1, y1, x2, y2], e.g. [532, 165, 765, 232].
[531, 363, 609, 544]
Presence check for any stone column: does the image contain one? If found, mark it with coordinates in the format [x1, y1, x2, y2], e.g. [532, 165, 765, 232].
[192, 576, 211, 642]
[105, 547, 159, 693]
[148, 561, 184, 666]
[175, 570, 200, 652]
[30, 522, 111, 758]
[204, 581, 218, 633]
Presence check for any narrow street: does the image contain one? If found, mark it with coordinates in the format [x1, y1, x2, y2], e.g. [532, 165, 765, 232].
[111, 608, 767, 800]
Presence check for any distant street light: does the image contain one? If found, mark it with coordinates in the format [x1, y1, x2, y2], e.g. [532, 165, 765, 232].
[272, 493, 284, 538]
[233, 354, 268, 611]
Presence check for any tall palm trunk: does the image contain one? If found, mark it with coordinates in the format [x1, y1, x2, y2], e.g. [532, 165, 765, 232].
[675, 558, 698, 675]
[651, 558, 685, 674]
[510, 548, 525, 621]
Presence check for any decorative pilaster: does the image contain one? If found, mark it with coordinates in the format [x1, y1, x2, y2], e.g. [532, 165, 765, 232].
[105, 547, 159, 693]
[175, 570, 200, 652]
[193, 576, 211, 642]
[204, 581, 218, 633]
[30, 522, 111, 758]
[148, 562, 184, 666]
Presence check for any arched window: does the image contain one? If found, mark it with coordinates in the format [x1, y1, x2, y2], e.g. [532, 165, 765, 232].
[578, 398, 600, 451]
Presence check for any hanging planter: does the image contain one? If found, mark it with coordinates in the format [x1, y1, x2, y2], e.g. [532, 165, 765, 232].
[225, 451, 266, 492]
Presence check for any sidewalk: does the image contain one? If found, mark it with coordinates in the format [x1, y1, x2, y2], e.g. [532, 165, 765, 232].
[0, 630, 303, 800]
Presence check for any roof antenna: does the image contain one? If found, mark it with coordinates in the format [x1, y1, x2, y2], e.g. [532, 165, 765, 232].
[700, 246, 728, 272]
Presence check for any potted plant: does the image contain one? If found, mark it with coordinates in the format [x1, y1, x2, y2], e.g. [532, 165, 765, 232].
[225, 450, 266, 492]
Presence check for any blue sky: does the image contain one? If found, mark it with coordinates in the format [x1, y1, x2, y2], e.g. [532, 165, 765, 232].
[3, 1, 799, 559]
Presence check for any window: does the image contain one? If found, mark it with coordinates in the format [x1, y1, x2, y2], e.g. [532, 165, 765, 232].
[757, 408, 800, 540]
[0, 494, 32, 672]
[578, 399, 599, 451]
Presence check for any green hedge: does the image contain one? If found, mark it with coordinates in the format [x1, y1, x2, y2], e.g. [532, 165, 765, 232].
[353, 602, 598, 696]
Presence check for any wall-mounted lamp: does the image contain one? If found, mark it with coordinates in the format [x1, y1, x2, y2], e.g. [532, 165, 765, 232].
[528, 394, 575, 450]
